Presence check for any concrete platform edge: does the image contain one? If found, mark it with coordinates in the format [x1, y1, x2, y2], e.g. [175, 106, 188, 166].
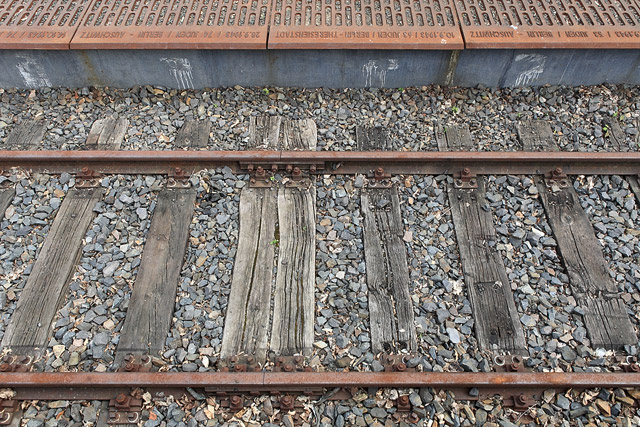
[0, 49, 638, 89]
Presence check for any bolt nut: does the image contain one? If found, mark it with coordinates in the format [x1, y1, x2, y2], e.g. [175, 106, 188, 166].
[395, 363, 407, 372]
[462, 167, 471, 176]
[116, 394, 127, 405]
[280, 395, 294, 408]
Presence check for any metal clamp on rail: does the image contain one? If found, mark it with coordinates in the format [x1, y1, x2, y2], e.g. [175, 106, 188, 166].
[0, 355, 33, 373]
[76, 167, 102, 188]
[0, 398, 19, 426]
[168, 167, 191, 188]
[242, 162, 324, 188]
[109, 393, 142, 425]
[366, 167, 392, 188]
[545, 167, 570, 188]
[454, 167, 478, 189]
[118, 354, 152, 373]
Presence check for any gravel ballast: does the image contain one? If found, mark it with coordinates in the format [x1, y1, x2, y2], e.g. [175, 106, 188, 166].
[0, 85, 638, 152]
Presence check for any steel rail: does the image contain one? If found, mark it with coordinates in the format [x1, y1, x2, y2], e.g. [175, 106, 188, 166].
[0, 150, 639, 175]
[2, 372, 640, 400]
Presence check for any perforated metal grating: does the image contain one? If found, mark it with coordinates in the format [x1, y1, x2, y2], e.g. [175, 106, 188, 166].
[0, 0, 91, 48]
[455, 0, 640, 47]
[268, 0, 464, 49]
[70, 0, 270, 49]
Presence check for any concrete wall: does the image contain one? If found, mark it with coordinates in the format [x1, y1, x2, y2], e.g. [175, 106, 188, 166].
[0, 49, 638, 89]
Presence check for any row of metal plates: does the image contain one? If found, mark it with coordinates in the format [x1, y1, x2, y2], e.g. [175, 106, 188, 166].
[1, 0, 640, 50]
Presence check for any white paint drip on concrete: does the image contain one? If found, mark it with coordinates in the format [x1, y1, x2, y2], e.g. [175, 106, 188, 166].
[160, 57, 194, 89]
[16, 54, 51, 88]
[362, 59, 399, 87]
[514, 53, 546, 86]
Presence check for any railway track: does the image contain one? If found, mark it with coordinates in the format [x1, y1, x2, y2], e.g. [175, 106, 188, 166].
[0, 88, 639, 425]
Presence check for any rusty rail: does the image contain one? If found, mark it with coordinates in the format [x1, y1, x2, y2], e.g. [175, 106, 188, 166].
[1, 371, 639, 400]
[1, 150, 639, 176]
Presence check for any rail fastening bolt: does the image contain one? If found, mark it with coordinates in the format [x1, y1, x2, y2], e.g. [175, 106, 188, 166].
[0, 363, 10, 372]
[462, 167, 471, 176]
[395, 363, 407, 372]
[230, 396, 242, 406]
[283, 363, 294, 372]
[280, 396, 293, 407]
[554, 167, 563, 176]
[115, 394, 127, 405]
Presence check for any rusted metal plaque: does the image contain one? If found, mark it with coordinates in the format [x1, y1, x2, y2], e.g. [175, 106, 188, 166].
[455, 0, 640, 48]
[268, 0, 463, 49]
[0, 0, 92, 49]
[70, 0, 269, 49]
